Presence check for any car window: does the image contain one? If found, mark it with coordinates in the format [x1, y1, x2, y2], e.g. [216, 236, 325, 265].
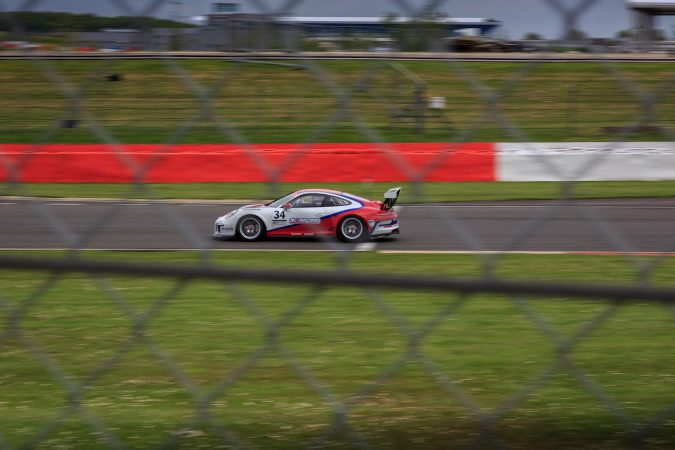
[290, 194, 326, 208]
[267, 192, 295, 208]
[324, 195, 351, 207]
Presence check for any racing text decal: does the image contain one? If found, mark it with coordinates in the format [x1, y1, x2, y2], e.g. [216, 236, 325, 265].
[289, 218, 321, 225]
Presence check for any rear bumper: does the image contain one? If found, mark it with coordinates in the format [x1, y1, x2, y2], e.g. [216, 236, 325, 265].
[373, 228, 400, 238]
[369, 221, 399, 237]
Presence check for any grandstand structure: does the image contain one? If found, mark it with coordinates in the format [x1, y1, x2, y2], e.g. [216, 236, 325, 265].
[627, 0, 675, 46]
[207, 14, 502, 38]
[76, 8, 501, 52]
[206, 3, 501, 41]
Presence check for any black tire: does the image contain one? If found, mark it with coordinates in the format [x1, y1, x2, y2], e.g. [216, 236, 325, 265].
[337, 216, 367, 243]
[236, 215, 266, 241]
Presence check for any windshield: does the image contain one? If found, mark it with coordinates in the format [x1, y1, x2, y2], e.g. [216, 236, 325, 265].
[266, 192, 295, 208]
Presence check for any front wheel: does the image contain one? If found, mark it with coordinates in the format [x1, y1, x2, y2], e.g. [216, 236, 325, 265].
[337, 217, 367, 243]
[237, 215, 265, 241]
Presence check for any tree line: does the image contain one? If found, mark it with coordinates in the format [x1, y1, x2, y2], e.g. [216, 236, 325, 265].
[0, 11, 194, 33]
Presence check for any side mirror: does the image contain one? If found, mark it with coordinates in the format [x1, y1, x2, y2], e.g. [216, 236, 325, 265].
[283, 202, 292, 210]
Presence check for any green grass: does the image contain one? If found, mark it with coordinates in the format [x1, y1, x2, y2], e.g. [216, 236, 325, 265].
[4, 180, 675, 202]
[1, 251, 675, 449]
[0, 60, 674, 144]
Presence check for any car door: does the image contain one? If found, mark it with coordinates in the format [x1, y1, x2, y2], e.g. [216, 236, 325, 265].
[284, 194, 327, 235]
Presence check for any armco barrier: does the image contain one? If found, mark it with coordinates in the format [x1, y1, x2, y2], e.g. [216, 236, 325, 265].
[0, 143, 495, 183]
[3, 143, 675, 183]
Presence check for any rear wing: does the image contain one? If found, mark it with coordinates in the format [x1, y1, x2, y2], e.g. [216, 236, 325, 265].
[381, 187, 401, 210]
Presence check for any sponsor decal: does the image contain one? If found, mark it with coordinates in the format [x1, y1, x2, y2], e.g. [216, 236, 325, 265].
[289, 217, 321, 225]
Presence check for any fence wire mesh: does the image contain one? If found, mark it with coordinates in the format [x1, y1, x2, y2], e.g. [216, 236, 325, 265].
[1, 0, 675, 449]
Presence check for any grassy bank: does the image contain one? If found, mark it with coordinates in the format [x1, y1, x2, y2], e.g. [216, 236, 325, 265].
[1, 251, 674, 449]
[0, 60, 673, 144]
[3, 180, 675, 202]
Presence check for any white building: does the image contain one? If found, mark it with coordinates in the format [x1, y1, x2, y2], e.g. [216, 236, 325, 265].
[627, 0, 675, 46]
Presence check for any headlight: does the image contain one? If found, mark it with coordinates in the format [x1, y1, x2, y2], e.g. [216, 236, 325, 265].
[222, 209, 238, 220]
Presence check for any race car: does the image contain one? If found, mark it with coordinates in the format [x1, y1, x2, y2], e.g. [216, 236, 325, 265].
[213, 187, 400, 242]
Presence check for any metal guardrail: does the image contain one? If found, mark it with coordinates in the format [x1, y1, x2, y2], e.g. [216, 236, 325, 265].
[1, 51, 674, 61]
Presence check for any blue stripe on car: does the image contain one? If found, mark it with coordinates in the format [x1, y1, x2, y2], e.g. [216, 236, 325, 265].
[270, 194, 364, 232]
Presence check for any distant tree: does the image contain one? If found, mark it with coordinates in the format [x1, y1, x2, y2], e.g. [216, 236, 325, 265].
[523, 32, 543, 40]
[381, 11, 402, 50]
[616, 28, 666, 41]
[382, 12, 447, 52]
[0, 11, 194, 33]
[653, 29, 667, 40]
[564, 29, 587, 41]
[616, 29, 633, 39]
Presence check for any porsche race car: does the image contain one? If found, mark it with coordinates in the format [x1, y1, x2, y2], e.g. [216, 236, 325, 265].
[213, 187, 400, 242]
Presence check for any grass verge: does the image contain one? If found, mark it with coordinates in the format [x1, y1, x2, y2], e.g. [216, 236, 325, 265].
[1, 250, 674, 449]
[4, 180, 675, 202]
[1, 60, 674, 143]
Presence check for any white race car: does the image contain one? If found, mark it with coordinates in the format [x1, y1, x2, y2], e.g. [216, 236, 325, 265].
[213, 188, 401, 242]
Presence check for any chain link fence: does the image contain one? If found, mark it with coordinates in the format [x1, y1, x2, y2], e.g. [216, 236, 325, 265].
[1, 0, 675, 449]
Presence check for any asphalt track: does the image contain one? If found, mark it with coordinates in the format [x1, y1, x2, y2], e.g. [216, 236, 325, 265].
[1, 198, 674, 254]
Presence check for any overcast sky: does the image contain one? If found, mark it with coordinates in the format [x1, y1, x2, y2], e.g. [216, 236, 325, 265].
[4, 0, 674, 39]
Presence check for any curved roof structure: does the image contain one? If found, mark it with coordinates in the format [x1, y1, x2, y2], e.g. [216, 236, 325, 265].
[627, 0, 675, 13]
[277, 16, 501, 36]
[207, 14, 501, 37]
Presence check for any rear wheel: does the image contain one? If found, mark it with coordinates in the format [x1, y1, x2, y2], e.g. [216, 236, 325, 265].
[237, 215, 265, 241]
[337, 217, 367, 243]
